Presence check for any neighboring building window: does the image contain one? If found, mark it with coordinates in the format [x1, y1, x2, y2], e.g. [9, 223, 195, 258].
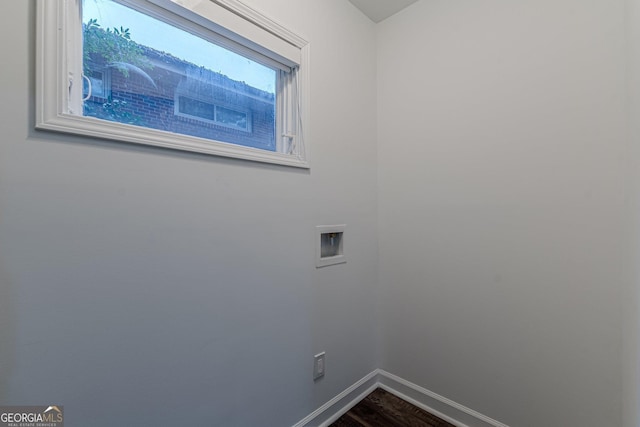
[83, 69, 110, 100]
[36, 0, 309, 167]
[176, 96, 252, 132]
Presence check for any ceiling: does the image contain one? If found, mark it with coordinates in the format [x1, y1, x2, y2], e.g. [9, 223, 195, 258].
[347, 0, 419, 23]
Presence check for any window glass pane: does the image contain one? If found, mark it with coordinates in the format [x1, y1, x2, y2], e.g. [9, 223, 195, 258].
[178, 97, 215, 121]
[82, 0, 277, 151]
[216, 106, 248, 130]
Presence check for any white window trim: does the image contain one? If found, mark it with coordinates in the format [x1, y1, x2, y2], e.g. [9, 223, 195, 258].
[36, 0, 310, 168]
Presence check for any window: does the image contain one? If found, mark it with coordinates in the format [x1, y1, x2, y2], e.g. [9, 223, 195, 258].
[176, 97, 252, 132]
[83, 69, 110, 100]
[36, 0, 309, 168]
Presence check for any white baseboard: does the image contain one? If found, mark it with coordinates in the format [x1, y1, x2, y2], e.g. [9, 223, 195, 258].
[291, 370, 379, 427]
[292, 369, 510, 427]
[377, 370, 510, 427]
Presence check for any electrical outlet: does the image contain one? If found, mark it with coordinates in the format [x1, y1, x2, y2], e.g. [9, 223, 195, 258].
[313, 352, 325, 380]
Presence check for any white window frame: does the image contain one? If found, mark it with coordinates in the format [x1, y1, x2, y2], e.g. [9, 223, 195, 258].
[36, 0, 310, 168]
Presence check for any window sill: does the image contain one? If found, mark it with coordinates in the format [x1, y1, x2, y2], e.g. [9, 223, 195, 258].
[36, 113, 309, 168]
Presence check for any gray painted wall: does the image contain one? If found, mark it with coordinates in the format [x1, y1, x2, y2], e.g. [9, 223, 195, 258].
[0, 1, 378, 425]
[377, 1, 628, 426]
[625, 0, 640, 426]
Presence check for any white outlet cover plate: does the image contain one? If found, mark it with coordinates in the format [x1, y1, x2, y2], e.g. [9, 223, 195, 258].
[313, 352, 325, 380]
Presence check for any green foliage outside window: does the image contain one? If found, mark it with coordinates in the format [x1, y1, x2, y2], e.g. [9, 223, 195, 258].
[83, 18, 151, 76]
[83, 18, 153, 125]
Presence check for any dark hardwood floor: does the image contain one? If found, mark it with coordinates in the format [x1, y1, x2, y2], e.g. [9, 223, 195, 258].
[329, 388, 456, 427]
